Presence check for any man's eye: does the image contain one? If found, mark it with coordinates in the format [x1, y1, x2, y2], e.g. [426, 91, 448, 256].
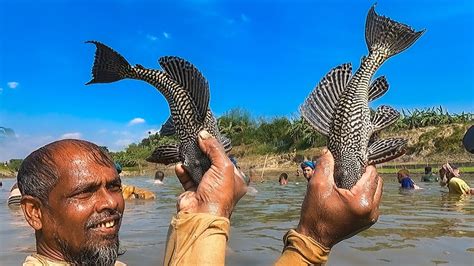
[109, 184, 122, 192]
[74, 191, 93, 199]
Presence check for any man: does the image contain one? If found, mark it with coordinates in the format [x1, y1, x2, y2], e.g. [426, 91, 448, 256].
[165, 130, 382, 265]
[439, 163, 474, 195]
[397, 169, 421, 189]
[300, 161, 315, 181]
[18, 139, 125, 265]
[421, 166, 438, 182]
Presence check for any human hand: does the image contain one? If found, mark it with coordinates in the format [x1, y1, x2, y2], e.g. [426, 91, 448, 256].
[175, 130, 247, 219]
[296, 149, 383, 248]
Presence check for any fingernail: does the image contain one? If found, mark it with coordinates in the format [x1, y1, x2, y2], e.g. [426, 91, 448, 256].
[199, 130, 212, 140]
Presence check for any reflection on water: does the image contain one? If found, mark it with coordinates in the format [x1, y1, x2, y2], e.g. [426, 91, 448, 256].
[1, 174, 473, 265]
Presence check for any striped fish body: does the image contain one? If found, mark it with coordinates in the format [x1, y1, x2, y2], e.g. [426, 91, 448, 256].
[86, 42, 228, 184]
[301, 6, 424, 189]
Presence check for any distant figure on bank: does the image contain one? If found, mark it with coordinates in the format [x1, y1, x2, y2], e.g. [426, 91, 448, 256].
[301, 161, 315, 181]
[154, 170, 165, 185]
[8, 182, 21, 207]
[439, 163, 474, 195]
[279, 172, 289, 185]
[397, 169, 421, 189]
[421, 166, 438, 182]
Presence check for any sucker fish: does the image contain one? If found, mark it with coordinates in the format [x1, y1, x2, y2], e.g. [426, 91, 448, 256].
[86, 41, 231, 184]
[300, 5, 424, 189]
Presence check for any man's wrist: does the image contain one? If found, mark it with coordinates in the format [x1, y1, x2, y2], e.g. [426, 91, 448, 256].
[296, 224, 333, 248]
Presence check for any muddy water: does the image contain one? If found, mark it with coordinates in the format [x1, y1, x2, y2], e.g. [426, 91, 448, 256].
[1, 174, 473, 265]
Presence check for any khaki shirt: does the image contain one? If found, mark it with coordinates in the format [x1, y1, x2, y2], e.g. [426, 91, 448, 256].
[23, 254, 126, 266]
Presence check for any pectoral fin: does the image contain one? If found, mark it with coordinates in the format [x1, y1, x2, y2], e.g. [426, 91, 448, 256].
[146, 144, 181, 165]
[220, 135, 232, 153]
[300, 63, 352, 136]
[159, 56, 210, 122]
[368, 76, 389, 101]
[159, 116, 176, 136]
[367, 138, 407, 165]
[371, 105, 400, 132]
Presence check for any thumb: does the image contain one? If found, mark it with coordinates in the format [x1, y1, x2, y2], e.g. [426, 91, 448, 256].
[313, 148, 335, 186]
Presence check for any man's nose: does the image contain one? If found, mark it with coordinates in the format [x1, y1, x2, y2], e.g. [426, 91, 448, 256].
[95, 187, 119, 212]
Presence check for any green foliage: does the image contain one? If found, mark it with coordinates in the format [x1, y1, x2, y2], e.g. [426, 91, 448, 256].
[389, 106, 473, 131]
[8, 159, 23, 171]
[111, 106, 472, 163]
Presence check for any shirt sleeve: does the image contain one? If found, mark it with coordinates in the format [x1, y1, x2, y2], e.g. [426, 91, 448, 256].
[163, 212, 230, 266]
[274, 229, 331, 266]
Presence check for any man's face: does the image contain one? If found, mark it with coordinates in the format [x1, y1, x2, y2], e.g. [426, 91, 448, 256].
[303, 166, 313, 180]
[42, 152, 124, 264]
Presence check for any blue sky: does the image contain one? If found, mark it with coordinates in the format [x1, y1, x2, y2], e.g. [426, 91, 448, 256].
[0, 0, 473, 160]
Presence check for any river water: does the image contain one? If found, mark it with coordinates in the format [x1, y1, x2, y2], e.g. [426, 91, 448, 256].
[1, 174, 473, 265]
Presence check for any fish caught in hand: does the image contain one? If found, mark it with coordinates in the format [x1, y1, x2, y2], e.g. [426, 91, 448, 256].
[86, 41, 231, 184]
[300, 5, 424, 189]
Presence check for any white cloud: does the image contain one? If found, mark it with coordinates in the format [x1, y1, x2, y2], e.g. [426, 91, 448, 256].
[241, 14, 250, 22]
[146, 34, 158, 41]
[7, 82, 19, 89]
[60, 132, 82, 139]
[163, 32, 170, 39]
[128, 117, 145, 126]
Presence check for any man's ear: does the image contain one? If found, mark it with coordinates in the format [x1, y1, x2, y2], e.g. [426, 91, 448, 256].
[21, 195, 43, 230]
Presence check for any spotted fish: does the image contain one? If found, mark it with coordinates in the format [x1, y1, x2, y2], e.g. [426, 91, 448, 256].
[86, 41, 231, 184]
[300, 5, 424, 189]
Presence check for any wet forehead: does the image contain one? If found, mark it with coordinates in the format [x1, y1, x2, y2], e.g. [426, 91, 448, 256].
[54, 150, 116, 190]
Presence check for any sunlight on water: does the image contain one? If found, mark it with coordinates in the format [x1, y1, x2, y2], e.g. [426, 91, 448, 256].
[1, 174, 473, 265]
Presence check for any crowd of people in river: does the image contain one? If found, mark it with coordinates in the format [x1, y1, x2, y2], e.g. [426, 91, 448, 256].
[1, 126, 472, 265]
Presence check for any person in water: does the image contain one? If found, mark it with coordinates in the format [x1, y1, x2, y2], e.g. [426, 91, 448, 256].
[439, 163, 474, 195]
[397, 169, 421, 189]
[421, 166, 438, 182]
[279, 172, 289, 185]
[301, 161, 315, 181]
[8, 182, 21, 207]
[154, 170, 165, 185]
[17, 139, 125, 265]
[164, 130, 382, 265]
[397, 169, 420, 189]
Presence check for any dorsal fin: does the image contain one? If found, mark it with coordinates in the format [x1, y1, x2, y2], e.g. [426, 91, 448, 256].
[159, 56, 210, 122]
[371, 105, 400, 132]
[300, 63, 352, 136]
[159, 116, 176, 136]
[367, 138, 407, 165]
[369, 76, 389, 101]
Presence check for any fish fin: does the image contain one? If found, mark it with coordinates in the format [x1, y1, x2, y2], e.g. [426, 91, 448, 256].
[368, 76, 389, 101]
[371, 105, 400, 132]
[367, 138, 407, 164]
[85, 41, 133, 85]
[159, 116, 176, 136]
[300, 63, 352, 136]
[146, 144, 181, 165]
[220, 135, 233, 153]
[159, 56, 210, 122]
[365, 5, 424, 59]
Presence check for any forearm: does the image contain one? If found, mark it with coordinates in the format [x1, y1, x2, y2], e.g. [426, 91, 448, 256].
[163, 212, 229, 266]
[275, 229, 330, 266]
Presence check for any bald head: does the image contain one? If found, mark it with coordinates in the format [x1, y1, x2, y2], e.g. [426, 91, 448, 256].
[17, 139, 115, 204]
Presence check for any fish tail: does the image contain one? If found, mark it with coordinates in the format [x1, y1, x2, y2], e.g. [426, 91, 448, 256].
[85, 41, 134, 85]
[365, 5, 424, 60]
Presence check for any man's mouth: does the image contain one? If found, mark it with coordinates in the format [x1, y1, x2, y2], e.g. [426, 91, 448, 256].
[92, 219, 117, 229]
